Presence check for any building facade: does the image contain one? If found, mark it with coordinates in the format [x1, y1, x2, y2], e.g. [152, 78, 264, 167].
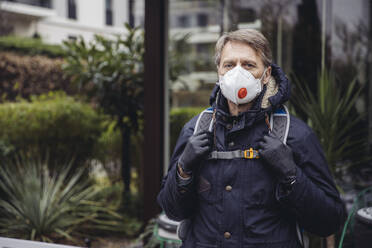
[0, 0, 129, 43]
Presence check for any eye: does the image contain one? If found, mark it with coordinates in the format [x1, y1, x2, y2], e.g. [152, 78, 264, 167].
[224, 63, 233, 69]
[242, 62, 255, 69]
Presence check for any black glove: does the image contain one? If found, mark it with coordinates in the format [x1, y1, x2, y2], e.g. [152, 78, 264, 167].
[178, 131, 213, 174]
[258, 132, 297, 182]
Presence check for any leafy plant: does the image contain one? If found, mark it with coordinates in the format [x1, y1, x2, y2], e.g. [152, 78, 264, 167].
[291, 70, 369, 181]
[0, 155, 141, 244]
[63, 24, 144, 194]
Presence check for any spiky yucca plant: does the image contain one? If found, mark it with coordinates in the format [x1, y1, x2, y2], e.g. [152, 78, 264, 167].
[291, 70, 369, 182]
[291, 70, 371, 248]
[0, 156, 139, 244]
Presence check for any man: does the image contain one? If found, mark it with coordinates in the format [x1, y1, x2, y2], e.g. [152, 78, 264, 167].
[157, 29, 345, 248]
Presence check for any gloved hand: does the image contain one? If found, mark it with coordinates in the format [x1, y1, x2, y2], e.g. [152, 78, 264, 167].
[258, 132, 296, 182]
[178, 131, 213, 174]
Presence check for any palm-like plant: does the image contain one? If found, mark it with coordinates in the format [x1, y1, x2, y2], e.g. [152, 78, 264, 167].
[291, 70, 371, 248]
[291, 70, 369, 182]
[0, 156, 140, 244]
[63, 24, 144, 195]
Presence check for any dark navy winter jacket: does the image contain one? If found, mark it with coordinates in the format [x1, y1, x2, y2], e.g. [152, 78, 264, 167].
[157, 64, 345, 248]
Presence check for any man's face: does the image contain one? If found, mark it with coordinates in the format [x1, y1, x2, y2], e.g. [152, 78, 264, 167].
[217, 40, 271, 84]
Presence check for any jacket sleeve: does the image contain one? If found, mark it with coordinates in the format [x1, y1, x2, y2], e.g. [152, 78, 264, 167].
[276, 123, 346, 237]
[157, 116, 199, 221]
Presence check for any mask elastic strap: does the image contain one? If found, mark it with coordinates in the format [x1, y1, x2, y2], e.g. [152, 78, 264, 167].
[259, 67, 268, 82]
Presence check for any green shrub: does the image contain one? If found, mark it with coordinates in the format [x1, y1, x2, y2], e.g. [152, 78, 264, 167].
[93, 106, 205, 188]
[95, 120, 122, 164]
[170, 107, 205, 153]
[94, 120, 122, 182]
[0, 36, 65, 58]
[95, 107, 206, 166]
[0, 92, 103, 166]
[94, 121, 144, 194]
[92, 107, 205, 189]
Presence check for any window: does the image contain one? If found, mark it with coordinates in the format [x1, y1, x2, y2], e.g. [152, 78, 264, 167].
[67, 35, 77, 41]
[178, 15, 191, 28]
[197, 13, 208, 27]
[4, 0, 51, 8]
[39, 0, 51, 8]
[195, 43, 214, 55]
[68, 0, 77, 20]
[105, 0, 113, 26]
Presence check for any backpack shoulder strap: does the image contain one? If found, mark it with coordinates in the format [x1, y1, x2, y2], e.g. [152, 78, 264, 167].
[270, 105, 307, 247]
[270, 105, 290, 145]
[193, 107, 214, 135]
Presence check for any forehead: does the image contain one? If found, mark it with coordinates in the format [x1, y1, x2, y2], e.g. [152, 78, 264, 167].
[220, 40, 261, 63]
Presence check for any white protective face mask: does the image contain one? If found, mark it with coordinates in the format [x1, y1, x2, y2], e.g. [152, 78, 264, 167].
[218, 65, 267, 105]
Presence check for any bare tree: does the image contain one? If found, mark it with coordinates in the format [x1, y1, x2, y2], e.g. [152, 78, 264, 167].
[255, 0, 296, 71]
[0, 0, 13, 36]
[219, 0, 239, 35]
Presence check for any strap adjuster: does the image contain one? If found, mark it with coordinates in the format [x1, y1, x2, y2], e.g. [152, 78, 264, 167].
[207, 149, 259, 160]
[243, 148, 259, 159]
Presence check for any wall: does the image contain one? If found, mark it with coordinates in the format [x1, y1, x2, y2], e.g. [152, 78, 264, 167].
[113, 0, 128, 27]
[77, 0, 105, 27]
[38, 18, 127, 44]
[51, 0, 66, 19]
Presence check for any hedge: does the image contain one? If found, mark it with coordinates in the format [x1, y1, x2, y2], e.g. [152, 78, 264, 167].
[0, 100, 206, 168]
[0, 52, 76, 102]
[0, 36, 65, 58]
[0, 92, 103, 166]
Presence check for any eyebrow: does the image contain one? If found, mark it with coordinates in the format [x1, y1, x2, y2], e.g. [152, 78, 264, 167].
[241, 59, 257, 65]
[221, 58, 257, 65]
[222, 59, 236, 64]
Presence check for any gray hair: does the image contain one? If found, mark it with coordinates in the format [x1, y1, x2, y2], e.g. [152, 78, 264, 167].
[214, 29, 272, 67]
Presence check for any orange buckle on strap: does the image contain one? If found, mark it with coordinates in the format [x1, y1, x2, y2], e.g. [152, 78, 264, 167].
[244, 148, 259, 159]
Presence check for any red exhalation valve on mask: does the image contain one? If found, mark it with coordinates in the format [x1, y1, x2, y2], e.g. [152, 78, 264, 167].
[238, 88, 247, 99]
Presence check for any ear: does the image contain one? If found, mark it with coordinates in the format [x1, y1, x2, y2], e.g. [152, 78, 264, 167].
[263, 66, 272, 85]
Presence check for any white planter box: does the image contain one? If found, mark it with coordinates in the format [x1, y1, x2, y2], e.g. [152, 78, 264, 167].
[0, 237, 81, 248]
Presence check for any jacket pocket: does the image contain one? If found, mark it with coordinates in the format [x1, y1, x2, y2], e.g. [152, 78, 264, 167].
[197, 175, 220, 204]
[243, 205, 281, 238]
[198, 175, 211, 193]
